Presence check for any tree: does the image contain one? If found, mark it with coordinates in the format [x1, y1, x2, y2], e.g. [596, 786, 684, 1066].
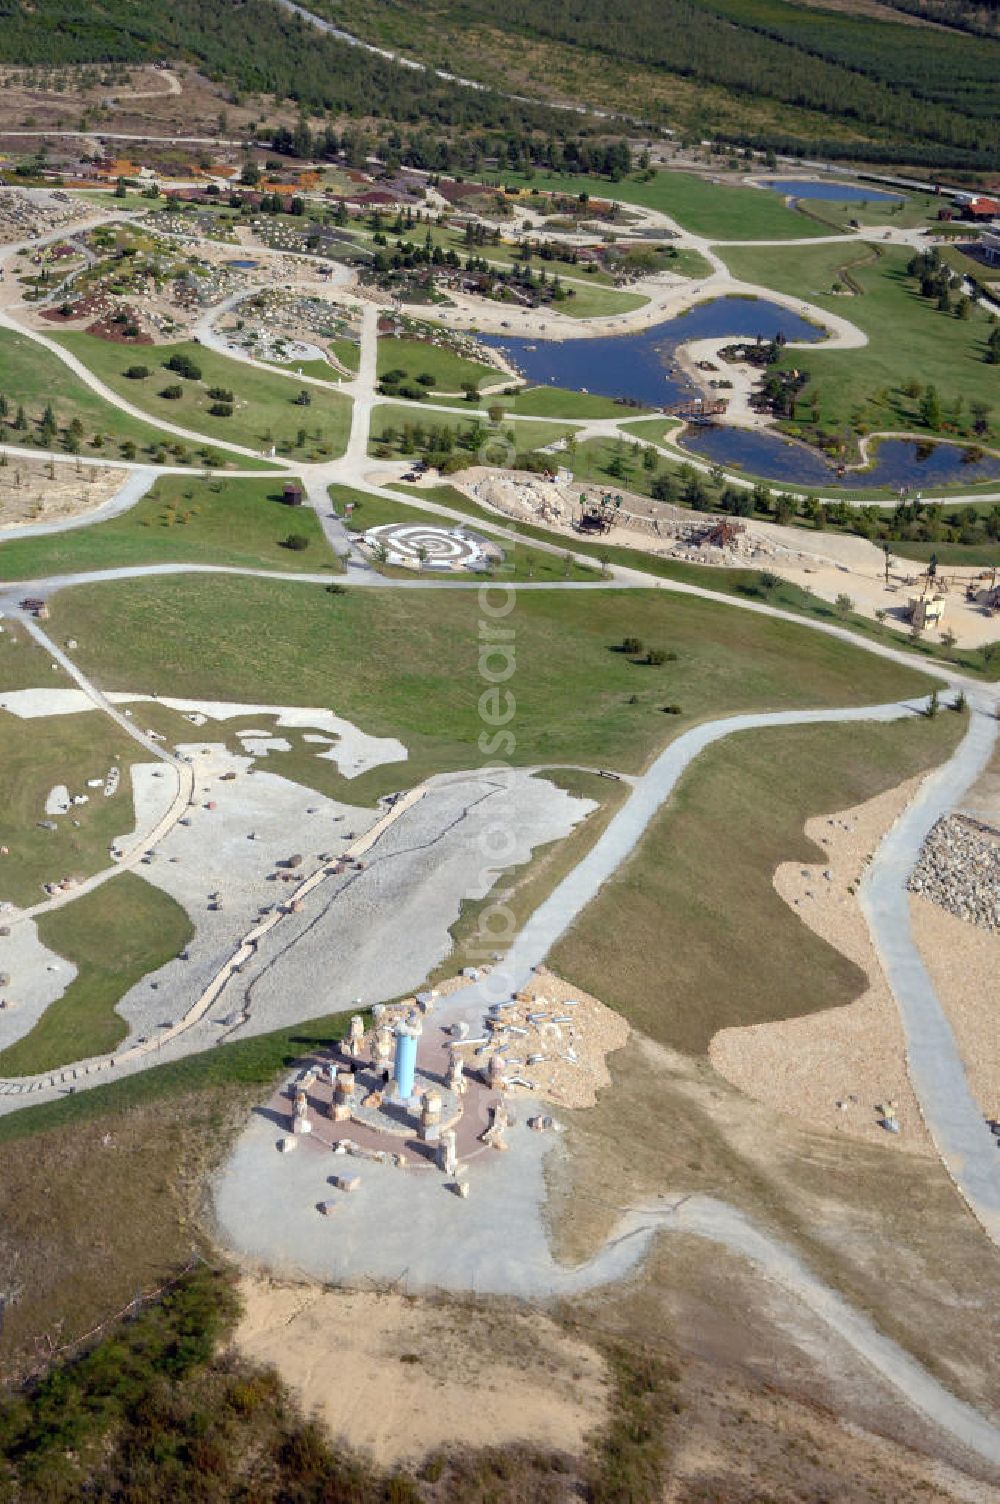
[919, 385, 942, 430]
[971, 401, 991, 435]
[834, 593, 854, 618]
[621, 636, 643, 655]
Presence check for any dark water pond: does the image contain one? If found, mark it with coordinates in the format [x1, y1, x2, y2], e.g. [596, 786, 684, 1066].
[226, 258, 260, 269]
[679, 426, 1000, 491]
[764, 179, 903, 204]
[478, 297, 822, 408]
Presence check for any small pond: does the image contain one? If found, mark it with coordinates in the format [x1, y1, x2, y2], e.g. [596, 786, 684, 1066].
[226, 258, 260, 269]
[763, 179, 903, 204]
[678, 427, 1000, 491]
[479, 297, 822, 409]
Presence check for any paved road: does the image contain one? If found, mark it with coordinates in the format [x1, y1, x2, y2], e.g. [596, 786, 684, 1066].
[861, 694, 1000, 1244]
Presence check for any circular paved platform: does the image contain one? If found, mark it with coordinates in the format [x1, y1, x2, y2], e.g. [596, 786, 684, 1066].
[363, 522, 498, 570]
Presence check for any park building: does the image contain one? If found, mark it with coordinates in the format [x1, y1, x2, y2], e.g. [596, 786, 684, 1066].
[980, 223, 1000, 268]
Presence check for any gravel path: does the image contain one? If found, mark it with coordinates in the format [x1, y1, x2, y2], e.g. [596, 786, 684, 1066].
[860, 697, 1000, 1244]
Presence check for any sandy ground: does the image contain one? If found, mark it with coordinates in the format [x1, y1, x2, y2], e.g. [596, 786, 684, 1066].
[0, 460, 121, 527]
[710, 775, 933, 1152]
[752, 521, 1000, 650]
[233, 1276, 608, 1467]
[910, 894, 1000, 1123]
[460, 469, 998, 649]
[501, 969, 630, 1111]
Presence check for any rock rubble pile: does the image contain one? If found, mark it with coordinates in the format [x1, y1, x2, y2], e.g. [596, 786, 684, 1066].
[908, 814, 1000, 931]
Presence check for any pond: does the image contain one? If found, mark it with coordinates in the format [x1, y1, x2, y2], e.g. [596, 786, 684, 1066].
[763, 179, 903, 204]
[678, 427, 1000, 492]
[226, 258, 260, 269]
[478, 297, 822, 408]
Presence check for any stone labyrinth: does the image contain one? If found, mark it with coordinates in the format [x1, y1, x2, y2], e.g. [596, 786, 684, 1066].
[363, 521, 495, 570]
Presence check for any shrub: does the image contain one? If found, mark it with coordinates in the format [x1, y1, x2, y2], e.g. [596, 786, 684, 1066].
[206, 386, 233, 401]
[209, 402, 233, 417]
[160, 384, 183, 400]
[646, 648, 667, 666]
[283, 533, 310, 551]
[165, 353, 202, 380]
[621, 635, 643, 655]
[662, 703, 683, 714]
[415, 372, 436, 386]
[124, 364, 150, 379]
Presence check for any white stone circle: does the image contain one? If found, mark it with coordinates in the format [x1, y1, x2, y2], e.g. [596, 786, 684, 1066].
[363, 522, 484, 568]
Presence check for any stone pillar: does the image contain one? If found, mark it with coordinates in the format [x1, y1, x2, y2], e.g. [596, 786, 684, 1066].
[372, 1022, 394, 1072]
[292, 1088, 311, 1135]
[446, 1047, 466, 1096]
[347, 1013, 365, 1059]
[418, 1088, 443, 1141]
[487, 1051, 506, 1091]
[331, 1071, 355, 1122]
[437, 1127, 458, 1176]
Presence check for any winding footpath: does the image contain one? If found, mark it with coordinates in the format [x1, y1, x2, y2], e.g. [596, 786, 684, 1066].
[862, 697, 1000, 1243]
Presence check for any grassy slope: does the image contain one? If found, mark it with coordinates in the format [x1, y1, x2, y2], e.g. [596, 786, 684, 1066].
[0, 475, 337, 581]
[378, 334, 501, 392]
[50, 334, 352, 459]
[0, 873, 193, 1076]
[370, 403, 579, 457]
[386, 483, 1000, 676]
[0, 328, 235, 465]
[45, 578, 934, 808]
[554, 283, 650, 318]
[495, 170, 832, 241]
[550, 711, 963, 1052]
[0, 633, 149, 907]
[506, 387, 646, 419]
[716, 242, 1000, 450]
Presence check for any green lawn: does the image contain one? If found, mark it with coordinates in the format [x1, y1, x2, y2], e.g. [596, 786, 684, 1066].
[619, 417, 685, 445]
[491, 170, 832, 241]
[50, 334, 352, 459]
[0, 329, 242, 468]
[664, 246, 717, 279]
[0, 475, 337, 581]
[327, 337, 360, 374]
[0, 691, 145, 909]
[553, 283, 649, 319]
[551, 711, 963, 1052]
[716, 242, 1000, 452]
[505, 387, 646, 420]
[0, 874, 192, 1076]
[46, 577, 935, 810]
[377, 334, 498, 393]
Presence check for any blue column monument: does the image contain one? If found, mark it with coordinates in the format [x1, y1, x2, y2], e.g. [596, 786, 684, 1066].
[393, 1013, 422, 1100]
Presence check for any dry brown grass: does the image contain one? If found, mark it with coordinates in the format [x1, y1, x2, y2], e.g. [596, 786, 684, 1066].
[0, 1084, 255, 1378]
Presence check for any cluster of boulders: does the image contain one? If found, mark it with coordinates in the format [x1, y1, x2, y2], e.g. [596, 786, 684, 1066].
[908, 815, 1000, 931]
[0, 188, 89, 245]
